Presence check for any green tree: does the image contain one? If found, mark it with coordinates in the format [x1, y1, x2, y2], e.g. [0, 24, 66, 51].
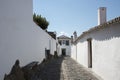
[33, 13, 49, 30]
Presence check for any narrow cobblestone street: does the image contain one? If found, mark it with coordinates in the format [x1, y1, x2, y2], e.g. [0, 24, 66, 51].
[38, 57, 102, 80]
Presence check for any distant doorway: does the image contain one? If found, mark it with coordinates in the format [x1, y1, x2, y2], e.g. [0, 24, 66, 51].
[62, 48, 66, 56]
[87, 38, 92, 68]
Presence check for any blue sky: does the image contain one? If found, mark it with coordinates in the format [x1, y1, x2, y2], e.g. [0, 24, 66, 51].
[33, 0, 120, 37]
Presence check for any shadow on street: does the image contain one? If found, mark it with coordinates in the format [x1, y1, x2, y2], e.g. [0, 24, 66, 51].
[38, 57, 64, 80]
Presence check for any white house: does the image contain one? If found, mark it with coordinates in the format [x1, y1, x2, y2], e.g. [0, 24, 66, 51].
[71, 7, 120, 80]
[0, 0, 57, 79]
[57, 35, 71, 56]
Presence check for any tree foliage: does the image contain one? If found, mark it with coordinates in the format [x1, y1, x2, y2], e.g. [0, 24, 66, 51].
[33, 13, 49, 30]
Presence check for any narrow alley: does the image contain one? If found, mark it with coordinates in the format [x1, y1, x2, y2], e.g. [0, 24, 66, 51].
[38, 57, 102, 80]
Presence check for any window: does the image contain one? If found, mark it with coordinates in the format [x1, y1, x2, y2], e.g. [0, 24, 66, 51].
[66, 40, 69, 46]
[63, 40, 66, 45]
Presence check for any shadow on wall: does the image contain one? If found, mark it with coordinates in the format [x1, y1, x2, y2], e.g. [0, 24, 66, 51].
[78, 23, 120, 43]
[92, 24, 120, 41]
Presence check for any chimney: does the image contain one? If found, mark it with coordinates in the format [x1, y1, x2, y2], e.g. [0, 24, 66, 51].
[73, 31, 77, 41]
[98, 7, 107, 25]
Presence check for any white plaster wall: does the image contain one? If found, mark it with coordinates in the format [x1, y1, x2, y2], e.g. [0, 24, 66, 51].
[71, 36, 89, 67]
[50, 38, 57, 55]
[71, 23, 120, 80]
[91, 23, 120, 80]
[59, 45, 71, 56]
[56, 39, 61, 56]
[76, 41, 88, 67]
[0, 0, 56, 79]
[71, 44, 77, 60]
[57, 44, 61, 56]
[58, 39, 71, 56]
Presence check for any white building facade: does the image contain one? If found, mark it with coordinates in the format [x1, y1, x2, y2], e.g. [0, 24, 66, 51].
[0, 0, 57, 79]
[71, 7, 120, 80]
[57, 35, 71, 56]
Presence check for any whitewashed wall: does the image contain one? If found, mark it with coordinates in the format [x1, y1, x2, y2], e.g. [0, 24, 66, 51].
[0, 0, 56, 79]
[71, 23, 120, 80]
[76, 41, 88, 67]
[71, 38, 88, 67]
[50, 38, 57, 55]
[57, 43, 61, 56]
[71, 44, 76, 60]
[91, 23, 120, 80]
[59, 45, 71, 56]
[58, 39, 71, 56]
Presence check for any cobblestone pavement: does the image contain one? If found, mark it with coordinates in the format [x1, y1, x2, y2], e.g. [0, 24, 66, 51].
[61, 57, 102, 80]
[39, 57, 102, 80]
[38, 57, 63, 80]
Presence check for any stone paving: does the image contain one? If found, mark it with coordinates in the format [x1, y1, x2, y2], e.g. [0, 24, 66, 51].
[38, 57, 102, 80]
[38, 57, 63, 80]
[61, 57, 102, 80]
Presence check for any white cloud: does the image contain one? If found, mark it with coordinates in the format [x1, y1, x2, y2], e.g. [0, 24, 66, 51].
[57, 31, 69, 37]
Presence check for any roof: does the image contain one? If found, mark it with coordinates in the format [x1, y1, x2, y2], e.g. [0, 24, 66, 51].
[74, 16, 120, 43]
[47, 31, 56, 39]
[57, 35, 71, 39]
